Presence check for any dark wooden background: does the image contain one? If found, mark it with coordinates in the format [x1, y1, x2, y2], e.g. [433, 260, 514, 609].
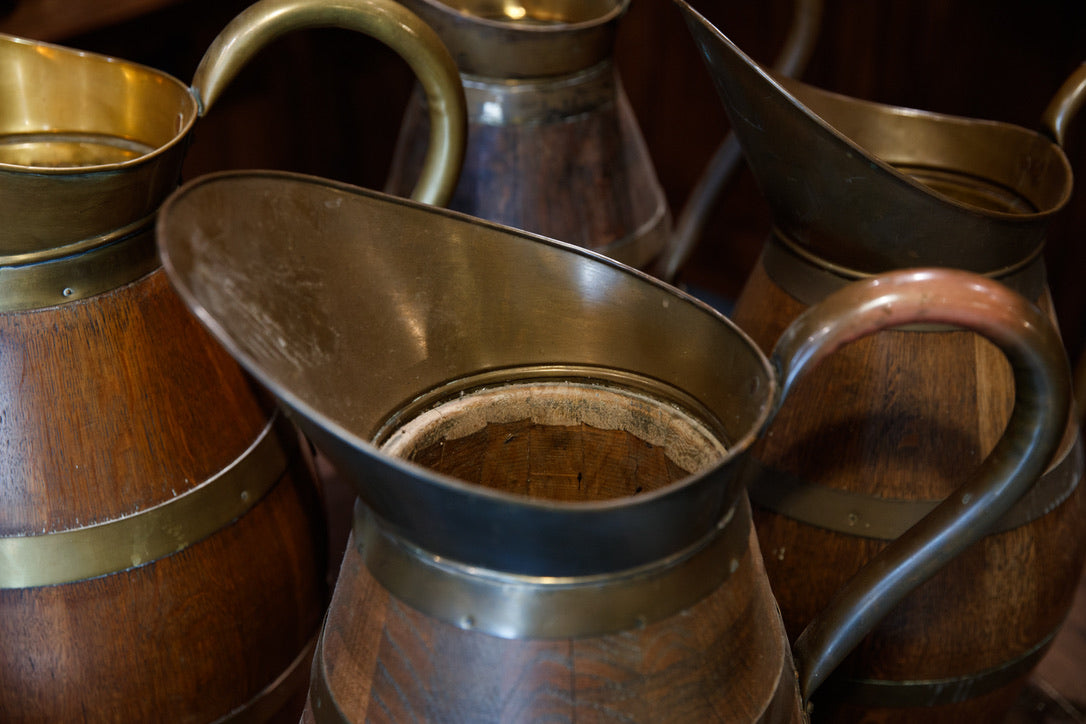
[4, 0, 1083, 359]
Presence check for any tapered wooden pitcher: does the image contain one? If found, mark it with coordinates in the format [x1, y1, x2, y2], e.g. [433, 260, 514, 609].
[0, 1, 465, 720]
[384, 0, 670, 270]
[677, 2, 1086, 720]
[157, 170, 1069, 723]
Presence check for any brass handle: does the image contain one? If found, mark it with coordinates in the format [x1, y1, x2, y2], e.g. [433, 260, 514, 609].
[1041, 61, 1086, 147]
[765, 268, 1070, 702]
[190, 0, 466, 206]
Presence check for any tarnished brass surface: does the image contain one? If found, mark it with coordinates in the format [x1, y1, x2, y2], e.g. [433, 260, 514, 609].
[399, 0, 626, 77]
[355, 495, 750, 639]
[675, 0, 1085, 276]
[156, 170, 1068, 703]
[0, 213, 159, 311]
[0, 0, 465, 309]
[0, 413, 288, 589]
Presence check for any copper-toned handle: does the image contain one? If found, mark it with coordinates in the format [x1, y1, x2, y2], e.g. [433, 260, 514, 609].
[1041, 61, 1086, 147]
[190, 0, 466, 206]
[767, 268, 1071, 702]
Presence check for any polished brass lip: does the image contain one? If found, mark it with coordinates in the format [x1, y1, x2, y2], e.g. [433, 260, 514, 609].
[0, 33, 197, 175]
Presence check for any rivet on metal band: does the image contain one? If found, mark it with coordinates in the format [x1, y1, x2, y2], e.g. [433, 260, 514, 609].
[815, 626, 1059, 709]
[762, 230, 1047, 309]
[0, 212, 161, 312]
[214, 629, 319, 724]
[355, 494, 753, 641]
[0, 413, 289, 589]
[746, 430, 1082, 541]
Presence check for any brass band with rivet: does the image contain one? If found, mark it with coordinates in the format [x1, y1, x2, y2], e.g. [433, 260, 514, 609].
[355, 493, 753, 640]
[0, 412, 289, 588]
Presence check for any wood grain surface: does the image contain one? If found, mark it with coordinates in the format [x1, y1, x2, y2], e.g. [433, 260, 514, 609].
[732, 257, 1086, 722]
[0, 272, 328, 722]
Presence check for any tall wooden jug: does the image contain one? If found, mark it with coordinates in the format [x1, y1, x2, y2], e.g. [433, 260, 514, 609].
[385, 0, 670, 270]
[0, 1, 465, 720]
[158, 171, 1069, 723]
[678, 2, 1086, 720]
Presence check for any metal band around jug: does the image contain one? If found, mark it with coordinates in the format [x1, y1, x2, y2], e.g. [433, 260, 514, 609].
[762, 230, 1048, 310]
[213, 632, 319, 724]
[353, 493, 754, 640]
[0, 211, 159, 312]
[814, 625, 1059, 709]
[746, 435, 1082, 541]
[0, 412, 290, 588]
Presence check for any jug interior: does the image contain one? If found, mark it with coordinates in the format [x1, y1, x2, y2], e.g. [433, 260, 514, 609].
[378, 370, 729, 502]
[0, 34, 196, 170]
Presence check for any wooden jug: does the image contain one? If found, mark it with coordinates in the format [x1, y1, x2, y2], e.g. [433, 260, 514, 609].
[385, 0, 670, 270]
[0, 1, 465, 720]
[677, 1, 1086, 719]
[156, 171, 1069, 723]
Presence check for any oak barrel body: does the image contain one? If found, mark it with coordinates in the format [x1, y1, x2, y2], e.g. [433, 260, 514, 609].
[301, 415, 802, 723]
[0, 271, 328, 722]
[732, 248, 1086, 722]
[304, 522, 802, 724]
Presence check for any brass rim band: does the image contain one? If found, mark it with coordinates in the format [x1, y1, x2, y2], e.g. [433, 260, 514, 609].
[816, 627, 1058, 709]
[746, 434, 1082, 541]
[0, 413, 289, 589]
[0, 212, 160, 312]
[355, 494, 753, 640]
[763, 230, 1047, 310]
[215, 629, 319, 723]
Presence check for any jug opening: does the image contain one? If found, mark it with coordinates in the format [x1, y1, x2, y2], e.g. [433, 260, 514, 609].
[378, 372, 729, 503]
[439, 0, 622, 26]
[0, 132, 160, 168]
[898, 166, 1039, 215]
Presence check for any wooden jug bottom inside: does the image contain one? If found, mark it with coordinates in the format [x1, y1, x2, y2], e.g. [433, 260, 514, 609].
[380, 377, 729, 502]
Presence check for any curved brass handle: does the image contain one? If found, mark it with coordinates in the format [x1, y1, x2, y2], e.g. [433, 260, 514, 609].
[190, 0, 466, 206]
[1041, 61, 1086, 147]
[764, 268, 1071, 702]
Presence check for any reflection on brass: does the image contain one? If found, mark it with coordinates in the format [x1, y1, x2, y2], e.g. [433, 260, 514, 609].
[0, 414, 288, 589]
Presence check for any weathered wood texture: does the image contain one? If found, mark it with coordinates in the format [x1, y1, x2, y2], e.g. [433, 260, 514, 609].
[304, 525, 802, 724]
[732, 259, 1086, 722]
[409, 420, 692, 502]
[0, 272, 328, 722]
